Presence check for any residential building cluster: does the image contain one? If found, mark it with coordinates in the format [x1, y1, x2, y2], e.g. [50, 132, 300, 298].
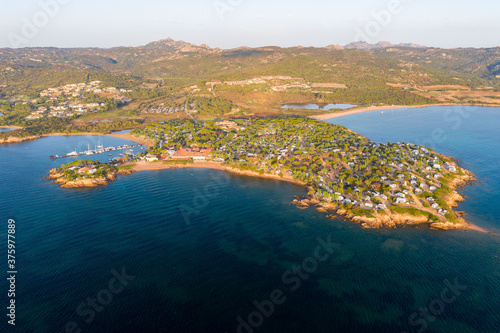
[143, 104, 184, 114]
[23, 81, 133, 119]
[25, 101, 106, 119]
[143, 148, 214, 162]
[131, 117, 461, 222]
[39, 81, 131, 99]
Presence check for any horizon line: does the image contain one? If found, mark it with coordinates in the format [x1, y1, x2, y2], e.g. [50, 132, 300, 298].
[1, 38, 499, 51]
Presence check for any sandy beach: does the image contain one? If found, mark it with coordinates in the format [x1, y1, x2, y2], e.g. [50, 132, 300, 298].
[131, 160, 306, 186]
[310, 103, 500, 121]
[311, 104, 445, 121]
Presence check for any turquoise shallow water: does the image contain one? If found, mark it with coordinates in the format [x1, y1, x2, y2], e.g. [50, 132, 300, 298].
[0, 110, 499, 333]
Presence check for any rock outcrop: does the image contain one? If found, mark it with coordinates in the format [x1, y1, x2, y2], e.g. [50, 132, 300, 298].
[291, 196, 469, 230]
[46, 169, 118, 188]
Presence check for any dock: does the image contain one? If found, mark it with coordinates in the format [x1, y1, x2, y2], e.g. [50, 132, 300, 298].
[50, 144, 142, 160]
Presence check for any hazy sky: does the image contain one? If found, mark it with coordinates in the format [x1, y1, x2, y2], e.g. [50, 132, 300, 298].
[1, 0, 499, 49]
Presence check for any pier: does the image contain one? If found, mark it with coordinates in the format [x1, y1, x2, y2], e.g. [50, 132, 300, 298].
[50, 143, 142, 160]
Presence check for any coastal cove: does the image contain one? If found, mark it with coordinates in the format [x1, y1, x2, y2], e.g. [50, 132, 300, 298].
[45, 117, 478, 231]
[48, 158, 481, 231]
[1, 128, 499, 333]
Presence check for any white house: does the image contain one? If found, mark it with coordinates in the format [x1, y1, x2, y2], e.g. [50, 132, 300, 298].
[145, 154, 159, 162]
[395, 197, 407, 204]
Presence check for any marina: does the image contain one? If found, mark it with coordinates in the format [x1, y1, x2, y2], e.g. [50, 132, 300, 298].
[49, 142, 142, 160]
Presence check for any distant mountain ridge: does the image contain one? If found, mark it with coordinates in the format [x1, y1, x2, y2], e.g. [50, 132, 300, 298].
[139, 39, 426, 52]
[141, 38, 218, 53]
[344, 41, 426, 50]
[0, 37, 498, 99]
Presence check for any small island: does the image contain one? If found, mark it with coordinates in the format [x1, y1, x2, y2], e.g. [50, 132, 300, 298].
[46, 159, 135, 188]
[47, 116, 476, 230]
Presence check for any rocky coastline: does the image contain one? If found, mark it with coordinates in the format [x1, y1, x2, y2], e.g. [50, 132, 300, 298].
[45, 159, 483, 231]
[46, 168, 135, 188]
[292, 168, 479, 231]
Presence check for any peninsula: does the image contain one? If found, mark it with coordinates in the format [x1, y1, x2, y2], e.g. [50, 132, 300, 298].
[47, 116, 476, 231]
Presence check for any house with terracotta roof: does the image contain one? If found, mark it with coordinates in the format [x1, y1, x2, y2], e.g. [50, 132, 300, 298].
[78, 166, 97, 174]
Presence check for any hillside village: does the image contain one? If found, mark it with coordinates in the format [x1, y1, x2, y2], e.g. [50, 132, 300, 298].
[1, 81, 132, 120]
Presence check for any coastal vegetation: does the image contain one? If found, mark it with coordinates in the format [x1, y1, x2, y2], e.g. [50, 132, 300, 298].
[127, 116, 473, 229]
[2, 39, 499, 140]
[46, 159, 120, 188]
[187, 96, 236, 116]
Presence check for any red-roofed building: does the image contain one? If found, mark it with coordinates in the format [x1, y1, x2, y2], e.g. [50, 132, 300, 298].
[78, 166, 97, 174]
[172, 148, 214, 160]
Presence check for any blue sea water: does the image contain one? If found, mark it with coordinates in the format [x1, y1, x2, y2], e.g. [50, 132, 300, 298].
[0, 109, 499, 333]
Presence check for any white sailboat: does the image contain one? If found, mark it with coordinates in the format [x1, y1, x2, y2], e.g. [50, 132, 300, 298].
[67, 148, 79, 156]
[95, 141, 104, 154]
[85, 144, 93, 155]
